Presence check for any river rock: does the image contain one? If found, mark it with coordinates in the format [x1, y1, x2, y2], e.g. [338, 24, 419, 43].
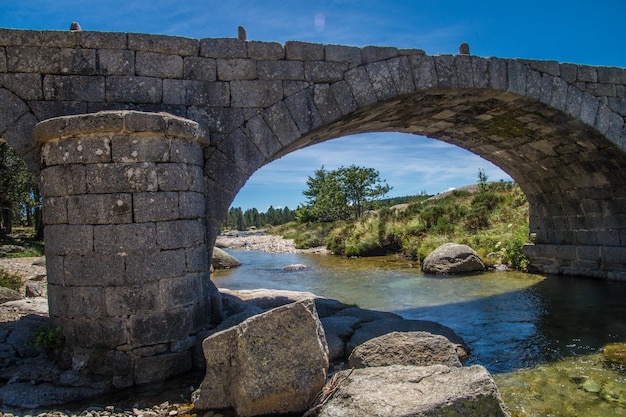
[348, 331, 462, 368]
[422, 242, 486, 274]
[0, 286, 23, 304]
[283, 263, 307, 270]
[346, 318, 468, 360]
[315, 364, 509, 417]
[0, 382, 103, 409]
[211, 247, 241, 269]
[192, 299, 329, 416]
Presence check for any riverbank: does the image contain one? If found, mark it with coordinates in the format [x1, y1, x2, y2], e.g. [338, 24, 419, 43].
[216, 233, 332, 254]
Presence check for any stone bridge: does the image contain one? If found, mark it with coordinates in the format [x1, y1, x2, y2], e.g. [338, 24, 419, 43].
[1, 27, 626, 386]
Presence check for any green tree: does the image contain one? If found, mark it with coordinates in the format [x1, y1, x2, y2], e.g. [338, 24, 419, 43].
[302, 165, 392, 222]
[0, 142, 41, 239]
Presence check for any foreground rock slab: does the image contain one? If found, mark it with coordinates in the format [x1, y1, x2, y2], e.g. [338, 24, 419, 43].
[192, 299, 329, 417]
[348, 331, 462, 368]
[316, 364, 509, 417]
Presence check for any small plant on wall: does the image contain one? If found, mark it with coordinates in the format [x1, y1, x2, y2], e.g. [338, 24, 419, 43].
[26, 326, 65, 355]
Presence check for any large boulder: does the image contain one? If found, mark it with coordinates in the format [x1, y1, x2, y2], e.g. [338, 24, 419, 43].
[0, 286, 23, 304]
[422, 242, 485, 274]
[315, 365, 509, 417]
[192, 299, 329, 417]
[348, 331, 462, 368]
[211, 247, 241, 269]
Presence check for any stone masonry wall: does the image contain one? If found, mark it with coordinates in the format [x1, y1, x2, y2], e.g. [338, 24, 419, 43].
[34, 110, 212, 388]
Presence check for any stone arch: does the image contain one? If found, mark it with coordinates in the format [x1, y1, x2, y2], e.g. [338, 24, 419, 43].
[206, 55, 626, 278]
[0, 87, 40, 174]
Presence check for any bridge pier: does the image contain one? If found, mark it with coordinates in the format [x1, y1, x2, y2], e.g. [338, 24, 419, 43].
[524, 243, 626, 280]
[34, 111, 214, 387]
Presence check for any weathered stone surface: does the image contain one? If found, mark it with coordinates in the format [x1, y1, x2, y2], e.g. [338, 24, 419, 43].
[315, 365, 509, 417]
[348, 331, 462, 368]
[422, 243, 486, 274]
[192, 299, 329, 416]
[0, 286, 23, 303]
[347, 318, 468, 360]
[211, 246, 241, 269]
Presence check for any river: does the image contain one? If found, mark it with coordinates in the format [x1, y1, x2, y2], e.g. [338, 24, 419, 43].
[212, 249, 626, 417]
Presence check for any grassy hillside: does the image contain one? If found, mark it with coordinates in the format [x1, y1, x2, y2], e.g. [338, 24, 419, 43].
[271, 181, 531, 270]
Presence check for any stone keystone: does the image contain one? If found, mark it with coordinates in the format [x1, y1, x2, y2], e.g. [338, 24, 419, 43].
[192, 299, 329, 416]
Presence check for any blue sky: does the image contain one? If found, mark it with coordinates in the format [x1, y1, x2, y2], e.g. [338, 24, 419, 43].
[2, 1, 625, 210]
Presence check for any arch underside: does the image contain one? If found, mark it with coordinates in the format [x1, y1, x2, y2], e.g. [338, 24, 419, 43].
[275, 87, 626, 256]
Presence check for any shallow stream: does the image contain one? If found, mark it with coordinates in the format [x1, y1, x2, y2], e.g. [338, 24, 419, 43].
[213, 249, 626, 417]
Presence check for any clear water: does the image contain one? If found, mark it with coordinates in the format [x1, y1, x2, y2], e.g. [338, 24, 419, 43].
[213, 249, 626, 416]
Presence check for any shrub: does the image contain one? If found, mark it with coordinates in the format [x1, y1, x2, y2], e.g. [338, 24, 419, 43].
[26, 326, 65, 353]
[0, 269, 22, 291]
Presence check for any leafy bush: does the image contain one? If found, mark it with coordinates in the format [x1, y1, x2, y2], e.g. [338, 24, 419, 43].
[0, 268, 22, 291]
[26, 326, 65, 353]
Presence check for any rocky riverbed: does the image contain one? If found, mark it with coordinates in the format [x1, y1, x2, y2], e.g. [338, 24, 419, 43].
[215, 233, 331, 254]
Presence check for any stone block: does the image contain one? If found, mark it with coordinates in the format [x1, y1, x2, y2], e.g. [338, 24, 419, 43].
[42, 196, 68, 225]
[59, 48, 97, 75]
[325, 44, 361, 67]
[159, 273, 203, 309]
[285, 88, 323, 133]
[304, 61, 346, 82]
[258, 60, 304, 80]
[77, 31, 127, 49]
[67, 193, 132, 224]
[387, 56, 415, 95]
[183, 56, 216, 81]
[434, 55, 457, 89]
[0, 73, 43, 100]
[124, 249, 186, 284]
[105, 283, 159, 315]
[313, 83, 343, 124]
[488, 57, 507, 90]
[560, 63, 577, 82]
[361, 46, 398, 63]
[186, 245, 210, 273]
[579, 91, 599, 125]
[243, 114, 283, 158]
[93, 223, 156, 254]
[170, 138, 204, 165]
[133, 191, 179, 222]
[105, 76, 162, 103]
[42, 74, 104, 101]
[128, 33, 198, 56]
[61, 316, 128, 348]
[129, 307, 192, 345]
[0, 46, 6, 72]
[471, 56, 490, 88]
[136, 51, 183, 78]
[157, 163, 203, 192]
[200, 38, 246, 58]
[97, 49, 135, 75]
[134, 351, 192, 386]
[230, 80, 283, 107]
[39, 163, 85, 197]
[247, 41, 284, 60]
[156, 219, 205, 250]
[44, 224, 93, 255]
[409, 55, 438, 90]
[285, 41, 324, 61]
[455, 55, 474, 88]
[6, 46, 61, 73]
[171, 79, 229, 107]
[216, 58, 257, 80]
[48, 284, 105, 318]
[41, 136, 112, 165]
[525, 69, 542, 100]
[597, 66, 626, 84]
[86, 162, 158, 193]
[529, 60, 560, 76]
[178, 192, 205, 219]
[111, 136, 170, 163]
[330, 80, 358, 116]
[344, 66, 377, 107]
[62, 253, 126, 286]
[365, 61, 396, 101]
[565, 84, 584, 117]
[577, 65, 598, 82]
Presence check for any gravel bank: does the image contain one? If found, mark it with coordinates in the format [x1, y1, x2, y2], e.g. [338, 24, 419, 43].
[215, 234, 331, 254]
